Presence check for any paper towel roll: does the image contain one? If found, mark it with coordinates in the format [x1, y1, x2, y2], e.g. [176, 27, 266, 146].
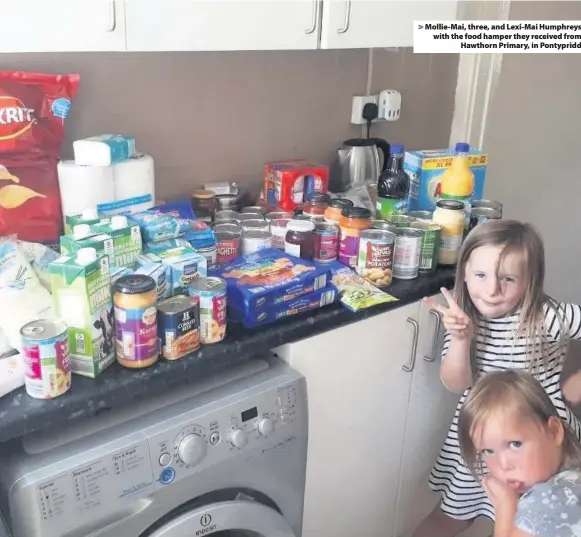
[57, 160, 116, 218]
[114, 153, 155, 213]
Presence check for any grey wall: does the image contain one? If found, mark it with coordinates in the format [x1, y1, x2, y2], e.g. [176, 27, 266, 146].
[0, 48, 458, 201]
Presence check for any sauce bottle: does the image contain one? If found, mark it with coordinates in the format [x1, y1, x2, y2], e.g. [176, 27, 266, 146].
[438, 142, 475, 230]
[376, 144, 410, 220]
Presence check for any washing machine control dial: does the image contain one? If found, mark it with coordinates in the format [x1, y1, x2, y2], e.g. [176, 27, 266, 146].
[177, 434, 207, 466]
[257, 417, 275, 436]
[230, 428, 248, 448]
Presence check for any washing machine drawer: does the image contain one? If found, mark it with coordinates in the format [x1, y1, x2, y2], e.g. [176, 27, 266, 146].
[145, 500, 296, 537]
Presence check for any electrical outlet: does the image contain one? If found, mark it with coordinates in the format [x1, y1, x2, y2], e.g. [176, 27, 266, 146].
[351, 95, 378, 125]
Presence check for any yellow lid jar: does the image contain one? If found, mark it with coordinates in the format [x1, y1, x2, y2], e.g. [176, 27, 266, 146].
[433, 200, 465, 266]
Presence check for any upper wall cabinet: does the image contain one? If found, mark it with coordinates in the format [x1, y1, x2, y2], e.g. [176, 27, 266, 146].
[0, 0, 126, 53]
[125, 0, 321, 51]
[320, 0, 458, 49]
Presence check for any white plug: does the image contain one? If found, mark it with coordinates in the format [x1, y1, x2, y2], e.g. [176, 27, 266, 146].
[351, 95, 379, 125]
[378, 90, 401, 121]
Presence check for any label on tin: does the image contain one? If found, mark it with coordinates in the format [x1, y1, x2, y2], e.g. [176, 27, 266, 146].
[22, 332, 71, 399]
[356, 238, 394, 286]
[417, 231, 438, 272]
[284, 241, 301, 258]
[242, 236, 271, 255]
[114, 305, 158, 364]
[196, 293, 227, 344]
[159, 303, 200, 360]
[217, 238, 239, 264]
[314, 230, 339, 262]
[339, 234, 359, 268]
[376, 197, 407, 219]
[393, 236, 421, 279]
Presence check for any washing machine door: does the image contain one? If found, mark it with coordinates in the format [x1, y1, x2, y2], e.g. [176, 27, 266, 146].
[148, 500, 296, 537]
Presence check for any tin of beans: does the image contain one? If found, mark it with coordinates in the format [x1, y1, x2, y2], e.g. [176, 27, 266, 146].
[472, 199, 503, 217]
[410, 221, 441, 273]
[241, 219, 270, 233]
[372, 220, 398, 233]
[266, 211, 293, 221]
[393, 228, 422, 280]
[407, 210, 433, 222]
[215, 210, 240, 223]
[238, 212, 264, 222]
[197, 244, 218, 271]
[241, 206, 266, 215]
[388, 214, 416, 227]
[216, 231, 241, 264]
[313, 222, 339, 263]
[356, 229, 395, 287]
[241, 229, 272, 255]
[187, 277, 227, 344]
[158, 295, 200, 360]
[469, 207, 502, 230]
[270, 218, 291, 250]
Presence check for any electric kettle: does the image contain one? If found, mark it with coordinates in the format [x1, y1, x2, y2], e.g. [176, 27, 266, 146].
[330, 137, 391, 193]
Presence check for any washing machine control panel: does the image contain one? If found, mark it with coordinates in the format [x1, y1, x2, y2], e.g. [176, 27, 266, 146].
[148, 381, 299, 489]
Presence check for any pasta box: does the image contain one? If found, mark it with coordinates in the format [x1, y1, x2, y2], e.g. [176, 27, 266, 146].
[217, 248, 332, 311]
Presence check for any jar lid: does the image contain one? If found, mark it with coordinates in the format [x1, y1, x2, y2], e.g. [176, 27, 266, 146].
[341, 207, 371, 219]
[192, 189, 215, 199]
[436, 199, 465, 211]
[114, 274, 156, 295]
[287, 220, 315, 232]
[329, 198, 354, 210]
[306, 193, 330, 204]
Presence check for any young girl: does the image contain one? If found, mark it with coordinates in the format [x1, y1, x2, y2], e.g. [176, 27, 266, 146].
[458, 369, 581, 537]
[413, 220, 581, 537]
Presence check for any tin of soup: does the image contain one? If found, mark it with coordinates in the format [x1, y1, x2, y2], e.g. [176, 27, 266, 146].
[313, 222, 339, 263]
[270, 218, 291, 250]
[241, 219, 270, 233]
[237, 212, 265, 222]
[21, 319, 71, 399]
[216, 231, 241, 264]
[388, 214, 416, 227]
[469, 207, 502, 230]
[410, 221, 441, 273]
[158, 295, 201, 360]
[472, 199, 503, 217]
[187, 277, 227, 344]
[393, 228, 422, 280]
[241, 206, 266, 215]
[372, 220, 398, 233]
[215, 210, 241, 224]
[356, 229, 395, 287]
[241, 229, 272, 255]
[407, 210, 433, 222]
[214, 223, 242, 234]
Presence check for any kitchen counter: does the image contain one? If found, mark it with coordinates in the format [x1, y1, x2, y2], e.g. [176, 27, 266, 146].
[0, 267, 455, 443]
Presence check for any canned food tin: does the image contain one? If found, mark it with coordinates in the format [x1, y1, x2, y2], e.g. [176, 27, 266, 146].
[388, 214, 416, 227]
[21, 319, 71, 399]
[241, 229, 272, 255]
[197, 244, 218, 271]
[270, 218, 291, 250]
[265, 211, 293, 221]
[393, 228, 422, 280]
[216, 231, 241, 264]
[407, 210, 433, 222]
[472, 199, 503, 217]
[214, 223, 242, 234]
[356, 229, 395, 287]
[372, 220, 398, 233]
[215, 210, 241, 224]
[237, 212, 265, 222]
[241, 219, 270, 233]
[410, 221, 441, 273]
[157, 295, 200, 360]
[313, 222, 339, 263]
[469, 207, 502, 230]
[186, 277, 227, 344]
[241, 206, 266, 215]
[215, 195, 239, 211]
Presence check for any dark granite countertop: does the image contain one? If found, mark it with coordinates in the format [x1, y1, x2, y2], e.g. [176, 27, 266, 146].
[0, 267, 455, 443]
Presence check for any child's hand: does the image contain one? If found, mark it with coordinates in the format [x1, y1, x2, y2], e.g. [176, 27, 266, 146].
[562, 370, 581, 405]
[482, 475, 519, 516]
[424, 287, 473, 342]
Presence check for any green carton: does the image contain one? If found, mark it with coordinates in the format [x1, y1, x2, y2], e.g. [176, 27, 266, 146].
[60, 232, 114, 257]
[64, 209, 109, 235]
[91, 215, 142, 269]
[49, 248, 115, 378]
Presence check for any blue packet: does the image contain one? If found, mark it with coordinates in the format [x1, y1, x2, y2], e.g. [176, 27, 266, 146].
[128, 210, 192, 242]
[144, 238, 190, 254]
[152, 199, 196, 220]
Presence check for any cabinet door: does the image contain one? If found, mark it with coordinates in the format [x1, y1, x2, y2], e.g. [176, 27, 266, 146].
[321, 0, 458, 49]
[126, 0, 320, 51]
[278, 303, 420, 537]
[393, 293, 461, 537]
[0, 0, 126, 52]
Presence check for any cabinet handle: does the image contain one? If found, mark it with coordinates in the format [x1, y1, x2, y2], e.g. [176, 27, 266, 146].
[402, 318, 419, 373]
[305, 0, 319, 34]
[107, 0, 116, 32]
[424, 309, 442, 363]
[337, 0, 351, 34]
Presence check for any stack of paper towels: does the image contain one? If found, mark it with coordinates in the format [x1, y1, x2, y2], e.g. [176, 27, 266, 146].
[57, 134, 155, 220]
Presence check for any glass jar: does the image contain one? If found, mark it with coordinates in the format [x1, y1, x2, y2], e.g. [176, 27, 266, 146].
[304, 194, 330, 218]
[324, 198, 354, 224]
[192, 189, 216, 222]
[339, 207, 372, 268]
[285, 220, 315, 260]
[433, 199, 465, 266]
[270, 218, 291, 250]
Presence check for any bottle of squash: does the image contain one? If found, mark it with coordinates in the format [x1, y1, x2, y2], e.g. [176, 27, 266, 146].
[438, 142, 475, 230]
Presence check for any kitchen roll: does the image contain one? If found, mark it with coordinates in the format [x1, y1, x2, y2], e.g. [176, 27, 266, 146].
[57, 160, 116, 219]
[109, 153, 155, 215]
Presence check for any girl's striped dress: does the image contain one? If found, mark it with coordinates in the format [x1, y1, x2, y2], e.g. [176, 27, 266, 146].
[429, 302, 581, 520]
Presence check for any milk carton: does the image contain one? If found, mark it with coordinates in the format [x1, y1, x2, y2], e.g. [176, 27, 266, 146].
[49, 248, 114, 378]
[60, 224, 114, 257]
[404, 147, 488, 212]
[91, 215, 143, 269]
[64, 208, 109, 235]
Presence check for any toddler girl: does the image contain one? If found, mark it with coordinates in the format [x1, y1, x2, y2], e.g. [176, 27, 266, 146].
[413, 220, 581, 537]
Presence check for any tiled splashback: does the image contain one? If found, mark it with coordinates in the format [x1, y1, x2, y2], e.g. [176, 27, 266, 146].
[0, 49, 458, 201]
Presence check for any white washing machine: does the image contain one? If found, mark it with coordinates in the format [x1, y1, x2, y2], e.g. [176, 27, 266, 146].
[0, 357, 307, 537]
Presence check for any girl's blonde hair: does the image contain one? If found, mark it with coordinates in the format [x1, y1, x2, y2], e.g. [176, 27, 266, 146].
[459, 370, 581, 479]
[455, 220, 567, 376]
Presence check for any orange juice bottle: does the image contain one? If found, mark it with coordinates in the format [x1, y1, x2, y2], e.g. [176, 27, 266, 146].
[438, 143, 475, 230]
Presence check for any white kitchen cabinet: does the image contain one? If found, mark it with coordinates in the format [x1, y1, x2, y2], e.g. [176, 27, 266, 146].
[276, 302, 421, 537]
[320, 0, 458, 49]
[125, 0, 320, 51]
[0, 0, 126, 53]
[393, 293, 461, 537]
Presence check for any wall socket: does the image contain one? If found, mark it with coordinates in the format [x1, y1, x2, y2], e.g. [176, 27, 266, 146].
[351, 90, 402, 125]
[351, 95, 379, 125]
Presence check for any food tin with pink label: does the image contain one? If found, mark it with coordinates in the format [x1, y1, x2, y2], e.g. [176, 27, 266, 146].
[21, 319, 71, 399]
[186, 277, 227, 344]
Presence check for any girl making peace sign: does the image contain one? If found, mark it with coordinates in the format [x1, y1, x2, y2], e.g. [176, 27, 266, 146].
[412, 220, 581, 537]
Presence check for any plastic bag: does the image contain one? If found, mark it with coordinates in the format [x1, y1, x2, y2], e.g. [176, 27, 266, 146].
[331, 185, 375, 215]
[17, 240, 59, 291]
[0, 354, 24, 398]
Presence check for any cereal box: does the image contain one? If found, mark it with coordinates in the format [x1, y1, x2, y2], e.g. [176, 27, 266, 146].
[217, 248, 331, 311]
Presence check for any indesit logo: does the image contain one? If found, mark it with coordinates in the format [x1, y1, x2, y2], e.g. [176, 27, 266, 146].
[0, 95, 35, 141]
[196, 513, 217, 536]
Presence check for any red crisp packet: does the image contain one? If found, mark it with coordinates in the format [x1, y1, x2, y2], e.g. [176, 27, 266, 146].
[0, 71, 79, 243]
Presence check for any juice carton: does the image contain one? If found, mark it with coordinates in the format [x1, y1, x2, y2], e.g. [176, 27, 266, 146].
[404, 147, 487, 212]
[64, 208, 109, 235]
[49, 248, 114, 378]
[91, 215, 143, 269]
